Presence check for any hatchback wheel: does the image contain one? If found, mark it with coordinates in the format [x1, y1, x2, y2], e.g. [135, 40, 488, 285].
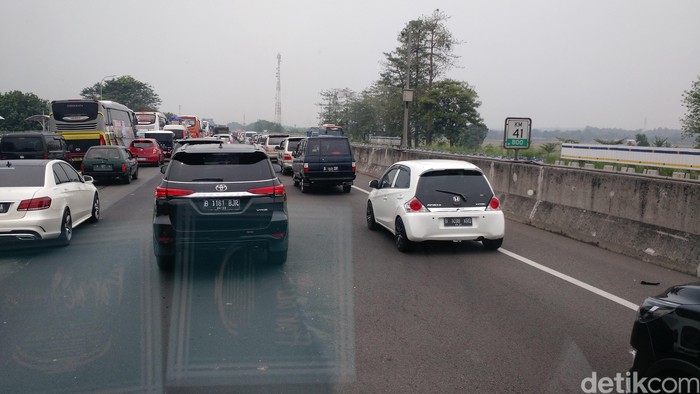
[123, 171, 132, 184]
[394, 217, 412, 252]
[58, 209, 73, 246]
[132, 166, 139, 180]
[367, 201, 379, 231]
[482, 238, 503, 250]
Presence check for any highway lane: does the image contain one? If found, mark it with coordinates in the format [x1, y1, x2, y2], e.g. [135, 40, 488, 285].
[0, 164, 696, 393]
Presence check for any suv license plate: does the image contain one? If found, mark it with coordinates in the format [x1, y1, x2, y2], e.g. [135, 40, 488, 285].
[444, 217, 472, 227]
[323, 166, 339, 172]
[201, 198, 241, 212]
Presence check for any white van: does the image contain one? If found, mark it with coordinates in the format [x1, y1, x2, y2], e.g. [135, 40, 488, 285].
[135, 112, 167, 132]
[163, 124, 189, 140]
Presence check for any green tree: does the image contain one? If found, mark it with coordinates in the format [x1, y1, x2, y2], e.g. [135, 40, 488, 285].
[416, 79, 483, 146]
[652, 136, 671, 147]
[0, 91, 50, 132]
[635, 133, 650, 146]
[80, 75, 161, 111]
[379, 10, 461, 146]
[246, 119, 283, 133]
[317, 88, 355, 125]
[459, 123, 489, 149]
[681, 75, 700, 147]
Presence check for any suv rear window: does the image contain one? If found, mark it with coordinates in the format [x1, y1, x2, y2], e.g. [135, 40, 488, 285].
[267, 136, 287, 146]
[168, 152, 273, 182]
[1, 136, 42, 153]
[416, 169, 493, 208]
[307, 138, 351, 156]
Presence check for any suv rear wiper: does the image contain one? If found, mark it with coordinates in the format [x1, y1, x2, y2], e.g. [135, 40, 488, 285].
[190, 178, 224, 182]
[435, 189, 468, 201]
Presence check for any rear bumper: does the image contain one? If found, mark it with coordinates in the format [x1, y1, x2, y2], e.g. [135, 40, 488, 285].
[153, 213, 289, 257]
[402, 211, 505, 241]
[302, 172, 356, 185]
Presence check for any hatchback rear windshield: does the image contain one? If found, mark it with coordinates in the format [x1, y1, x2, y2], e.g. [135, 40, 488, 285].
[168, 152, 273, 182]
[1, 136, 43, 153]
[416, 169, 493, 208]
[307, 139, 351, 156]
[0, 165, 45, 187]
[132, 141, 154, 149]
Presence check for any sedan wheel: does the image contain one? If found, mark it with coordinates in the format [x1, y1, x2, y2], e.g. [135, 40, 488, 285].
[58, 209, 73, 246]
[366, 201, 379, 231]
[394, 217, 412, 253]
[88, 193, 100, 223]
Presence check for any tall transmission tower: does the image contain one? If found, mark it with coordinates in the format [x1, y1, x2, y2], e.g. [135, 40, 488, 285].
[275, 53, 282, 126]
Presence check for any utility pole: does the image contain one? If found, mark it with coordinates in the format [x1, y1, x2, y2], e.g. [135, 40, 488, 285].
[275, 53, 282, 127]
[402, 31, 413, 150]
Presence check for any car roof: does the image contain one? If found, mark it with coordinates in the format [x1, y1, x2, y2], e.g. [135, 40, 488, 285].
[1, 131, 63, 138]
[176, 143, 260, 153]
[394, 159, 481, 173]
[144, 131, 175, 134]
[86, 145, 123, 150]
[306, 135, 348, 139]
[2, 159, 53, 166]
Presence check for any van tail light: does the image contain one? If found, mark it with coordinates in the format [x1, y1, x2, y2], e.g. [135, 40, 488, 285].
[487, 196, 501, 211]
[17, 196, 52, 211]
[352, 161, 356, 172]
[248, 184, 286, 198]
[303, 163, 309, 173]
[155, 187, 194, 199]
[404, 197, 429, 213]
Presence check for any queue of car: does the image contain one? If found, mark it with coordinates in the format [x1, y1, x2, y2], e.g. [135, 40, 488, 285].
[2, 130, 698, 383]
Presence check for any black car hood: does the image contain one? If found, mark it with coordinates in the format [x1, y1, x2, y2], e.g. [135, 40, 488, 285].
[656, 282, 700, 305]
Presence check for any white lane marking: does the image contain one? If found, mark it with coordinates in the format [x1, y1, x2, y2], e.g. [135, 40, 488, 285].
[498, 248, 638, 311]
[353, 182, 638, 311]
[352, 185, 369, 194]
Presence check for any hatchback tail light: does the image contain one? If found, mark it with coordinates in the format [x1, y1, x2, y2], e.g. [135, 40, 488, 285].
[404, 197, 429, 213]
[486, 196, 501, 211]
[17, 196, 52, 211]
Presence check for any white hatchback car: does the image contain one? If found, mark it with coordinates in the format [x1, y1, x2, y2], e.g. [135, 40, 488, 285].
[366, 159, 504, 252]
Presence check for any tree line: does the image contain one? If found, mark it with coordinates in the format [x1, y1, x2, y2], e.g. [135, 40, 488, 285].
[316, 10, 487, 149]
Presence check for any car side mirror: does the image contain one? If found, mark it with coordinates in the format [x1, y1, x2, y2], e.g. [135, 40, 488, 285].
[160, 165, 167, 174]
[83, 175, 94, 183]
[369, 180, 379, 189]
[274, 146, 282, 151]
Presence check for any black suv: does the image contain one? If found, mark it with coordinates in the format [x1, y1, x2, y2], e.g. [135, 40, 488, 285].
[153, 143, 288, 270]
[291, 136, 356, 193]
[0, 131, 70, 161]
[630, 282, 700, 385]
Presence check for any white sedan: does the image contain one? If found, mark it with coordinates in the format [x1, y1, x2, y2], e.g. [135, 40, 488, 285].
[366, 159, 505, 252]
[0, 159, 100, 246]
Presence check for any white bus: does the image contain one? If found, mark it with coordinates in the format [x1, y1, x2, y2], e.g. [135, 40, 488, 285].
[135, 111, 167, 135]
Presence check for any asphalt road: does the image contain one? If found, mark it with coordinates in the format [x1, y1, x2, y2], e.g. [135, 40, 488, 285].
[0, 163, 696, 393]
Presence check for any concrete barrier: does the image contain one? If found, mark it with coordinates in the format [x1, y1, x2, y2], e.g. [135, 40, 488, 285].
[353, 144, 700, 276]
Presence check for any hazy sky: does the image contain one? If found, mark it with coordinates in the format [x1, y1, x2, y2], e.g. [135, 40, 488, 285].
[2, 0, 699, 130]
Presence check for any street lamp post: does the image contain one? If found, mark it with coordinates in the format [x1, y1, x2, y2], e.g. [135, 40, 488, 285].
[99, 75, 116, 100]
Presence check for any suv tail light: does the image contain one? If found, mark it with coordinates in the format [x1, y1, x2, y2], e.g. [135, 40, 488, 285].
[17, 196, 52, 211]
[155, 187, 194, 199]
[352, 161, 356, 172]
[303, 163, 309, 173]
[248, 184, 286, 198]
[486, 196, 501, 211]
[404, 197, 429, 213]
[284, 153, 292, 161]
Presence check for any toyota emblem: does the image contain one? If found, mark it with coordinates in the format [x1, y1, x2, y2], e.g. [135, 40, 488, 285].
[215, 184, 227, 192]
